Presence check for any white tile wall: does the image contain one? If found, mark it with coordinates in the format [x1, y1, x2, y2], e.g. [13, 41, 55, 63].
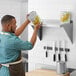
[0, 1, 21, 31]
[28, 0, 76, 71]
[0, 0, 28, 40]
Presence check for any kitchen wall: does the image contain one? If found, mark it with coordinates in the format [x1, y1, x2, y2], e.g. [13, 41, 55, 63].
[0, 0, 20, 31]
[0, 0, 28, 41]
[28, 0, 76, 71]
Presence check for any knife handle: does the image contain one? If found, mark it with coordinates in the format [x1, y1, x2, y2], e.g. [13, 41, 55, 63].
[46, 51, 48, 57]
[65, 54, 67, 62]
[58, 54, 61, 61]
[53, 54, 56, 61]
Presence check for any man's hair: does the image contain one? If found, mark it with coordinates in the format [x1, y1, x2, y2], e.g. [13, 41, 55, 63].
[1, 15, 15, 25]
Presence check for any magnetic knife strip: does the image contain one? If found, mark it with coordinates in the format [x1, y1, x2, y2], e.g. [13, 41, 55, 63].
[44, 46, 70, 52]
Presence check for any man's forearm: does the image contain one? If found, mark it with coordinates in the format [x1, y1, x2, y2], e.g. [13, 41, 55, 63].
[30, 28, 38, 46]
[15, 20, 30, 36]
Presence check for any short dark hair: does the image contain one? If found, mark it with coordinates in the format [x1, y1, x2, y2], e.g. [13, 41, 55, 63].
[1, 15, 15, 25]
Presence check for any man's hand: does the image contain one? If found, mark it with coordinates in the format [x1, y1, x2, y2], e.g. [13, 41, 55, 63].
[30, 23, 42, 46]
[26, 14, 30, 23]
[34, 23, 42, 31]
[15, 14, 31, 36]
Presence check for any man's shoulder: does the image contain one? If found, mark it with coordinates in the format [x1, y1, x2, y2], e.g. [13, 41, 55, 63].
[11, 35, 20, 40]
[12, 35, 21, 42]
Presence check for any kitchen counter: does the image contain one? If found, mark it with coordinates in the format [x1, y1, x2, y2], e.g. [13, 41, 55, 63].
[26, 69, 70, 76]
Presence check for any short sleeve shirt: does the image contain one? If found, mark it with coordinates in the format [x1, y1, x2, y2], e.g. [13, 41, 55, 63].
[0, 32, 33, 63]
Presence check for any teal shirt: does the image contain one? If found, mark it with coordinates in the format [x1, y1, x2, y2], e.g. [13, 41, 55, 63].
[0, 32, 33, 76]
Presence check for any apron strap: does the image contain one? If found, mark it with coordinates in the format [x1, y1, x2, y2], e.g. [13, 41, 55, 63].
[9, 55, 25, 76]
[0, 64, 2, 68]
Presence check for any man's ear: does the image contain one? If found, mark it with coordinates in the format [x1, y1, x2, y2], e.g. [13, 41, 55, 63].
[7, 24, 11, 31]
[7, 23, 10, 26]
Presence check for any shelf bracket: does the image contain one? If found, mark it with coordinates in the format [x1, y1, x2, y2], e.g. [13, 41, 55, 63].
[60, 21, 73, 43]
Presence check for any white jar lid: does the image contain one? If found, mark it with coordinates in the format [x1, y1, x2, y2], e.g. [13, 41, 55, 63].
[28, 11, 37, 22]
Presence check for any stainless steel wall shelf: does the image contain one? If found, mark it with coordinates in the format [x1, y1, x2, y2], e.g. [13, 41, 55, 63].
[42, 19, 73, 43]
[60, 21, 73, 43]
[31, 19, 73, 43]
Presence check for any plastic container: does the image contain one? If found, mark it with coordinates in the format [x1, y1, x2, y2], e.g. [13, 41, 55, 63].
[28, 11, 41, 26]
[60, 11, 71, 23]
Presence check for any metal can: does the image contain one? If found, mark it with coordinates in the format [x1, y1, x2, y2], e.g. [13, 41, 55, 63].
[56, 61, 67, 75]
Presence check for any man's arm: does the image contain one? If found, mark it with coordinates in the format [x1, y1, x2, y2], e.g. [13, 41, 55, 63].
[30, 24, 41, 46]
[14, 24, 41, 50]
[15, 19, 30, 36]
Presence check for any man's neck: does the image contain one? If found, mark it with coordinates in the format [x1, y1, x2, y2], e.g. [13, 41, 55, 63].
[2, 29, 9, 32]
[2, 27, 12, 32]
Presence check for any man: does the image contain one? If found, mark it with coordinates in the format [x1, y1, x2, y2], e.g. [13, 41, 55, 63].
[0, 15, 41, 76]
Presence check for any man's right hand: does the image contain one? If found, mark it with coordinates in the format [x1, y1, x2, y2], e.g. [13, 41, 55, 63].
[26, 14, 30, 23]
[34, 23, 42, 31]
